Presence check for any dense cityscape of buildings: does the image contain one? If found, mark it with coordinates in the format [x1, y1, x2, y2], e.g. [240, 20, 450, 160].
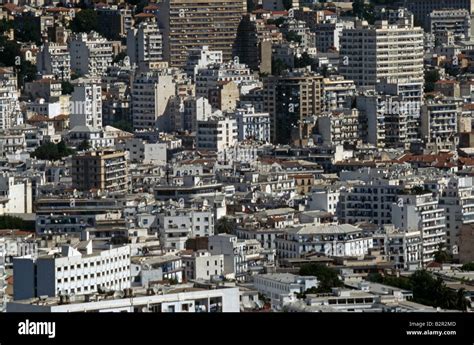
[0, 0, 473, 314]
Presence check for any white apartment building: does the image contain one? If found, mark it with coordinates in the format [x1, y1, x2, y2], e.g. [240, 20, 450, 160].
[181, 250, 224, 281]
[234, 104, 270, 143]
[69, 31, 113, 77]
[13, 244, 131, 300]
[69, 83, 103, 129]
[314, 21, 354, 53]
[185, 46, 223, 80]
[428, 9, 471, 41]
[157, 208, 215, 250]
[0, 132, 26, 155]
[195, 60, 258, 100]
[208, 234, 263, 281]
[307, 186, 340, 214]
[26, 99, 62, 119]
[317, 109, 359, 147]
[275, 223, 373, 259]
[339, 20, 424, 87]
[120, 138, 167, 164]
[7, 286, 240, 312]
[131, 71, 176, 131]
[429, 176, 474, 253]
[169, 96, 214, 132]
[36, 42, 71, 80]
[421, 98, 463, 151]
[0, 89, 21, 130]
[0, 174, 32, 215]
[0, 238, 5, 312]
[322, 76, 356, 111]
[391, 192, 446, 265]
[253, 273, 318, 310]
[196, 116, 238, 151]
[375, 78, 424, 145]
[127, 18, 163, 65]
[372, 225, 422, 271]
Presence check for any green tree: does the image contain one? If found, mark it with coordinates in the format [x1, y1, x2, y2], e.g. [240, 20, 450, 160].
[299, 264, 343, 293]
[112, 120, 133, 132]
[285, 31, 302, 44]
[216, 217, 235, 234]
[424, 70, 440, 93]
[14, 20, 42, 45]
[461, 262, 474, 271]
[77, 139, 91, 151]
[70, 9, 98, 33]
[434, 243, 451, 264]
[0, 215, 33, 231]
[271, 58, 289, 76]
[113, 52, 127, 64]
[61, 81, 74, 95]
[31, 141, 75, 161]
[0, 18, 13, 34]
[294, 52, 314, 69]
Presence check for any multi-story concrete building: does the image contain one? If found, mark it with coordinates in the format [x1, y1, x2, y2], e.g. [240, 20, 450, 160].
[36, 42, 71, 80]
[71, 150, 129, 193]
[372, 225, 422, 271]
[13, 244, 131, 300]
[403, 0, 474, 29]
[69, 31, 113, 77]
[275, 223, 373, 259]
[317, 109, 360, 147]
[375, 78, 424, 145]
[392, 192, 446, 265]
[7, 285, 240, 312]
[156, 0, 246, 68]
[338, 180, 403, 226]
[421, 97, 463, 151]
[157, 207, 215, 250]
[181, 250, 224, 281]
[131, 70, 176, 131]
[428, 9, 471, 42]
[208, 234, 266, 281]
[233, 14, 273, 73]
[127, 18, 163, 66]
[196, 116, 238, 151]
[427, 176, 474, 254]
[263, 70, 323, 145]
[321, 76, 356, 112]
[97, 6, 134, 40]
[34, 197, 123, 235]
[184, 46, 223, 80]
[195, 60, 258, 110]
[0, 174, 32, 215]
[234, 104, 270, 143]
[69, 83, 103, 129]
[0, 238, 5, 312]
[120, 138, 167, 165]
[169, 96, 214, 132]
[307, 185, 341, 214]
[339, 20, 424, 87]
[0, 88, 21, 130]
[314, 21, 355, 52]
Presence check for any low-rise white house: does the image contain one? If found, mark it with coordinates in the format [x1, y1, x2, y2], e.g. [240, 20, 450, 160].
[253, 273, 318, 310]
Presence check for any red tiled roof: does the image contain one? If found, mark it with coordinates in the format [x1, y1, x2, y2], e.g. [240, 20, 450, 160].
[135, 13, 154, 18]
